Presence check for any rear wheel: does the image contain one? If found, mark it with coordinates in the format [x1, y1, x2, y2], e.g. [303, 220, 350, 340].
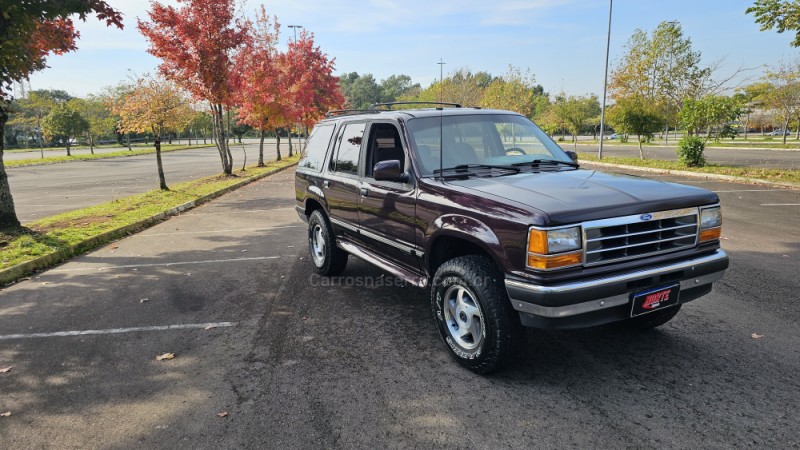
[308, 210, 348, 276]
[431, 255, 522, 374]
[620, 305, 682, 332]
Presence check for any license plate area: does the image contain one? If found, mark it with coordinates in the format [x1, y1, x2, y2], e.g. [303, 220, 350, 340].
[630, 284, 680, 317]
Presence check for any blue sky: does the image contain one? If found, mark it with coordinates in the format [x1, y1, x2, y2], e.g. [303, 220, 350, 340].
[26, 0, 800, 99]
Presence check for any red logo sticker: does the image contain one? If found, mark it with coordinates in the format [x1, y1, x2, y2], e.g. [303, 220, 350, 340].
[642, 289, 671, 309]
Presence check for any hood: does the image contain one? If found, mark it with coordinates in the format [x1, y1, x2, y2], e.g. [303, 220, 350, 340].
[450, 169, 719, 225]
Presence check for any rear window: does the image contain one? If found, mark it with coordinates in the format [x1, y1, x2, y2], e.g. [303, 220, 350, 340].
[298, 124, 335, 172]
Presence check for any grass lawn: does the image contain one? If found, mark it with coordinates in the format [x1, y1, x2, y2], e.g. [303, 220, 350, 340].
[0, 155, 298, 276]
[5, 143, 213, 168]
[578, 152, 800, 185]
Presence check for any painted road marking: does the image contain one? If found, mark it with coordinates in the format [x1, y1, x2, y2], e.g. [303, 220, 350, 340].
[142, 225, 298, 237]
[49, 256, 282, 273]
[761, 203, 800, 206]
[0, 322, 237, 341]
[716, 189, 791, 193]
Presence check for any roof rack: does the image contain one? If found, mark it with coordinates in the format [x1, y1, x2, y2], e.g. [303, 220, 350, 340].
[370, 101, 463, 110]
[325, 109, 380, 118]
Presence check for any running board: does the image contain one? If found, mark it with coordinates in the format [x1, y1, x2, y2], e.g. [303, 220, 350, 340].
[337, 240, 427, 288]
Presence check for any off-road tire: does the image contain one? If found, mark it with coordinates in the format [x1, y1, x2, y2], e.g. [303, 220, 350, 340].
[308, 210, 348, 276]
[431, 255, 522, 374]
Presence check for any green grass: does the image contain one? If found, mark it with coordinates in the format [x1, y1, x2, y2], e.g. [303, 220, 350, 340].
[578, 152, 800, 185]
[5, 143, 213, 168]
[0, 155, 299, 272]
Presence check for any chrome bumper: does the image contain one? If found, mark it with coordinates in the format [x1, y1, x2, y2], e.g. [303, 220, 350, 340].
[505, 250, 729, 319]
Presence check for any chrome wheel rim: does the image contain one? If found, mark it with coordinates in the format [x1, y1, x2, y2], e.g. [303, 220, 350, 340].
[310, 224, 326, 267]
[443, 284, 484, 350]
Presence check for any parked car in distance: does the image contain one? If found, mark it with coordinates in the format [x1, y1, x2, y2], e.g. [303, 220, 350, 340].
[295, 103, 729, 374]
[769, 129, 791, 136]
[607, 133, 619, 139]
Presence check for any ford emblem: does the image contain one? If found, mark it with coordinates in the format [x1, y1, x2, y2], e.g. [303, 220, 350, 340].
[640, 213, 653, 221]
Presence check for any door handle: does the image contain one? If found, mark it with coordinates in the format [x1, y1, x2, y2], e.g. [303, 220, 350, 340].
[323, 180, 330, 188]
[360, 187, 369, 197]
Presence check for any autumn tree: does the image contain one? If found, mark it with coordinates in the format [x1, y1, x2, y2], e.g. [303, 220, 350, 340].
[747, 0, 800, 46]
[0, 1, 123, 229]
[41, 102, 89, 155]
[606, 97, 663, 158]
[139, 0, 249, 176]
[115, 76, 192, 190]
[679, 95, 743, 141]
[544, 93, 600, 150]
[70, 95, 116, 153]
[762, 62, 800, 144]
[8, 90, 57, 157]
[481, 66, 547, 118]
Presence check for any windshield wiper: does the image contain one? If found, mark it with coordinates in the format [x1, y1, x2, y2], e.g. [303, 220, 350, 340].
[512, 159, 579, 169]
[434, 164, 521, 175]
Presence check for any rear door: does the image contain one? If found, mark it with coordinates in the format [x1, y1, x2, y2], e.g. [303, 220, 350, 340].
[324, 121, 366, 239]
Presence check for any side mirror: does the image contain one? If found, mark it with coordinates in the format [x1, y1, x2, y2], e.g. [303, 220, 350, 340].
[565, 151, 578, 163]
[374, 160, 408, 182]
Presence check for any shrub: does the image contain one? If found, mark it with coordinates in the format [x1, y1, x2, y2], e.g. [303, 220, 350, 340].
[676, 136, 706, 167]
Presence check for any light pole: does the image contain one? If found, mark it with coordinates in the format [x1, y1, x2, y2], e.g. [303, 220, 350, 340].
[663, 21, 678, 146]
[287, 25, 303, 149]
[438, 58, 446, 102]
[598, 0, 613, 159]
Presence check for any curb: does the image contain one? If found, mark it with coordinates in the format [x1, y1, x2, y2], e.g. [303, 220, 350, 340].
[0, 162, 297, 285]
[581, 160, 800, 190]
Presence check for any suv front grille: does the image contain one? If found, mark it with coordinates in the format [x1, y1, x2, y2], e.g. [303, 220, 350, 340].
[582, 207, 699, 266]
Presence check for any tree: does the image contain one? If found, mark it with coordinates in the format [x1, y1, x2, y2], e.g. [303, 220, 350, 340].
[339, 73, 381, 109]
[8, 90, 56, 157]
[737, 82, 773, 138]
[70, 95, 116, 153]
[607, 97, 663, 158]
[480, 66, 546, 118]
[0, 1, 123, 229]
[747, 0, 800, 47]
[761, 62, 800, 144]
[545, 93, 601, 150]
[41, 103, 89, 155]
[114, 76, 192, 190]
[139, 0, 249, 176]
[679, 95, 743, 141]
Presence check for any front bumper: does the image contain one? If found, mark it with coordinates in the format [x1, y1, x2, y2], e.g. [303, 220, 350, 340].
[505, 250, 729, 329]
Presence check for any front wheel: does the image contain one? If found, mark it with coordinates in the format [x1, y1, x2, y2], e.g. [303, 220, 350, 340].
[307, 210, 348, 276]
[431, 255, 522, 374]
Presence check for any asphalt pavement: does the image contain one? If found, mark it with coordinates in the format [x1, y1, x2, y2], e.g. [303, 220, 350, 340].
[1, 167, 798, 448]
[6, 141, 291, 222]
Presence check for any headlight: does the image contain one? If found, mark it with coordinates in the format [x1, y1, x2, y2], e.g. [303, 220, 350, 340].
[527, 226, 582, 270]
[699, 206, 722, 242]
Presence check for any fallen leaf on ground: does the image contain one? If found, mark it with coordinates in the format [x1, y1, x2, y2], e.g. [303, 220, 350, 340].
[751, 333, 764, 339]
[140, 298, 149, 303]
[156, 353, 176, 361]
[0, 366, 12, 373]
[0, 412, 11, 417]
[111, 245, 119, 249]
[241, 249, 248, 252]
[204, 324, 217, 330]
[216, 411, 228, 418]
[720, 236, 729, 240]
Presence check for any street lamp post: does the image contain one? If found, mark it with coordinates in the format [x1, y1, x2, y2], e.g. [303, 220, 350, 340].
[438, 58, 446, 102]
[598, 0, 613, 159]
[288, 25, 303, 150]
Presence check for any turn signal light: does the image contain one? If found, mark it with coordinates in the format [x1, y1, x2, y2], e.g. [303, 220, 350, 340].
[528, 229, 548, 254]
[699, 227, 722, 242]
[527, 251, 582, 270]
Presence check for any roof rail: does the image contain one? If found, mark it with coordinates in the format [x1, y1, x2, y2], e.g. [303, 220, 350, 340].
[325, 109, 379, 118]
[371, 101, 462, 110]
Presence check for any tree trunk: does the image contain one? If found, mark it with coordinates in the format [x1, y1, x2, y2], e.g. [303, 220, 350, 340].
[0, 105, 21, 230]
[211, 104, 232, 175]
[66, 139, 71, 157]
[154, 136, 168, 190]
[89, 134, 94, 154]
[275, 129, 282, 161]
[288, 129, 293, 157]
[783, 119, 790, 145]
[638, 135, 645, 159]
[39, 132, 44, 159]
[126, 133, 131, 151]
[258, 130, 265, 167]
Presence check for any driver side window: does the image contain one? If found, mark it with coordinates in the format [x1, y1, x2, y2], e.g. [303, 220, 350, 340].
[364, 123, 405, 178]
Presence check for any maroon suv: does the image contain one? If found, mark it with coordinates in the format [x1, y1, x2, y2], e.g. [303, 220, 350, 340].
[295, 103, 728, 374]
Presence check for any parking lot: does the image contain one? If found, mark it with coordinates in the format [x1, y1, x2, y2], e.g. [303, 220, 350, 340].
[1, 168, 798, 448]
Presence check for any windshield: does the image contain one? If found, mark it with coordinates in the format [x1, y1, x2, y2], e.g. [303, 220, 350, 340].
[406, 113, 573, 176]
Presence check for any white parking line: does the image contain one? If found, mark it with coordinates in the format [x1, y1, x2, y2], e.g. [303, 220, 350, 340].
[761, 203, 800, 206]
[716, 189, 791, 193]
[0, 322, 236, 340]
[49, 256, 282, 273]
[142, 225, 298, 237]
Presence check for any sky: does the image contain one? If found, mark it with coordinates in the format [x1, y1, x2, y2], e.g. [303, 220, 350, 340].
[23, 0, 800, 99]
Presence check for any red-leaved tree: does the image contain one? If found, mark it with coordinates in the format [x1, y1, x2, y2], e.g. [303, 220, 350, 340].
[0, 1, 123, 230]
[285, 31, 345, 142]
[138, 0, 248, 176]
[233, 6, 285, 166]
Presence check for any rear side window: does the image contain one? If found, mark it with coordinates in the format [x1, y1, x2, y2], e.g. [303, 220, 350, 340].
[298, 124, 335, 172]
[330, 123, 365, 175]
